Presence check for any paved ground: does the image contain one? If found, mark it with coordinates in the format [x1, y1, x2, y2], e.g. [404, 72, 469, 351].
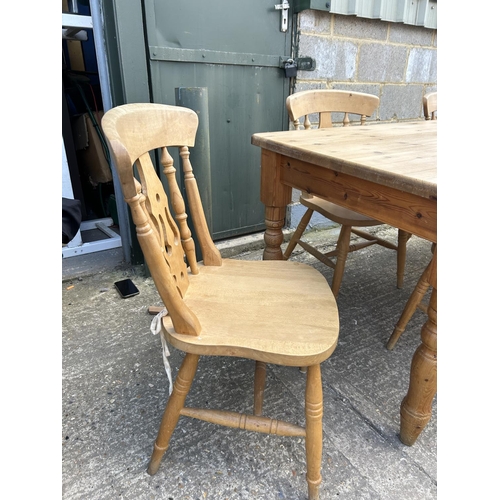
[62, 226, 437, 499]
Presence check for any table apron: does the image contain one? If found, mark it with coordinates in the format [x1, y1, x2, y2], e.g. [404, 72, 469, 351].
[280, 156, 437, 244]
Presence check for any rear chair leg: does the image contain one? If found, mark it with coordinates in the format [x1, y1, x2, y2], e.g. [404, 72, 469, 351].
[253, 361, 266, 416]
[147, 353, 200, 475]
[396, 230, 411, 288]
[284, 208, 313, 259]
[305, 364, 323, 500]
[331, 225, 352, 298]
[387, 260, 432, 350]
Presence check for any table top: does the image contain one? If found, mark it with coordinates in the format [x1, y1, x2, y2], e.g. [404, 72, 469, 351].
[252, 120, 437, 201]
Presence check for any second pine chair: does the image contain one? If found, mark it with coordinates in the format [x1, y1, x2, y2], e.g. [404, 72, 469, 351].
[283, 90, 411, 297]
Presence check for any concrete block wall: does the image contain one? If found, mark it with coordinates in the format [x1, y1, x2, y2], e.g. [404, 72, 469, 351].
[294, 10, 437, 124]
[286, 10, 437, 227]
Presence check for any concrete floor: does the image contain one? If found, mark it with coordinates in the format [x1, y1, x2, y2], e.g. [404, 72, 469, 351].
[62, 226, 436, 500]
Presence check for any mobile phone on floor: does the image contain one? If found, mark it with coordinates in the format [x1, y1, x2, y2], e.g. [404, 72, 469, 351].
[114, 279, 140, 298]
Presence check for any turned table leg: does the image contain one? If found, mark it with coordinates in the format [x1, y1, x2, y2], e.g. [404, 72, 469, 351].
[260, 150, 291, 261]
[399, 251, 437, 445]
[263, 206, 286, 260]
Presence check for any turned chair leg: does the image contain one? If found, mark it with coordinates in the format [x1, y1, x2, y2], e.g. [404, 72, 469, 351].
[305, 364, 323, 500]
[284, 208, 314, 259]
[331, 225, 352, 298]
[253, 361, 266, 416]
[386, 260, 432, 350]
[147, 353, 200, 475]
[396, 230, 411, 288]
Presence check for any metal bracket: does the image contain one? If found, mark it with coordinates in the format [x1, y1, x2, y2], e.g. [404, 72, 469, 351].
[275, 0, 290, 33]
[296, 57, 316, 71]
[280, 56, 316, 71]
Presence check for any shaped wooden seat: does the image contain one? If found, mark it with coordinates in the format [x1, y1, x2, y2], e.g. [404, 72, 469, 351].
[283, 89, 411, 297]
[102, 103, 339, 500]
[386, 91, 437, 350]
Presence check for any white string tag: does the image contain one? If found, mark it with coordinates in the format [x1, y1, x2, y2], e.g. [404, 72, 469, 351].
[150, 308, 173, 395]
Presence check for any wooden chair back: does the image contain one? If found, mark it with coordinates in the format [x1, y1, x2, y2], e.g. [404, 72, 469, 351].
[423, 92, 437, 120]
[102, 103, 222, 336]
[286, 89, 380, 129]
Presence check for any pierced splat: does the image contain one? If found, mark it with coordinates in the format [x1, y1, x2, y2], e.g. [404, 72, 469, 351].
[135, 149, 192, 298]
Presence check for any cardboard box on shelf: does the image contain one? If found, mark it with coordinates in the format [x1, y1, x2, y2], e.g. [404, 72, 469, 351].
[73, 111, 113, 184]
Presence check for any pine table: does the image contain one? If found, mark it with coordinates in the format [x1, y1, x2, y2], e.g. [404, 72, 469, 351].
[252, 120, 437, 445]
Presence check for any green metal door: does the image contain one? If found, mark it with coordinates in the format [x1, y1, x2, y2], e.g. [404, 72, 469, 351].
[143, 0, 295, 240]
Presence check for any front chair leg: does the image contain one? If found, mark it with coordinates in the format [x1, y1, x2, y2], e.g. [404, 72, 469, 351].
[147, 353, 200, 475]
[305, 364, 323, 500]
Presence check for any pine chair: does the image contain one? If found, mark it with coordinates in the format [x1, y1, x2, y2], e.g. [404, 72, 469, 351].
[386, 91, 437, 350]
[101, 103, 340, 500]
[283, 90, 411, 298]
[423, 91, 437, 121]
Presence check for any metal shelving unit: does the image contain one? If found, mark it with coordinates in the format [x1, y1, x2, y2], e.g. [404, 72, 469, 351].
[62, 1, 130, 260]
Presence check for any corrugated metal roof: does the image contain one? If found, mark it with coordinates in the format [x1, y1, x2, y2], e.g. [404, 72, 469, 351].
[329, 0, 437, 29]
